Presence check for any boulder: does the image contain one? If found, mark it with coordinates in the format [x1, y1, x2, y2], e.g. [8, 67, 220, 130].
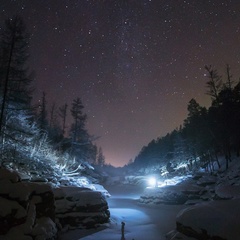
[0, 168, 57, 240]
[196, 175, 217, 187]
[175, 199, 240, 240]
[54, 186, 110, 230]
[215, 185, 240, 200]
[140, 186, 188, 205]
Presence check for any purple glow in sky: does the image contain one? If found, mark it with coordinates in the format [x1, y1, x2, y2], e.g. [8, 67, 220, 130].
[1, 0, 240, 166]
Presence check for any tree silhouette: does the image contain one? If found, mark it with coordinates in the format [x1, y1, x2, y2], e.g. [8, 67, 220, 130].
[97, 147, 105, 166]
[205, 65, 222, 105]
[0, 16, 34, 160]
[37, 91, 48, 133]
[69, 97, 96, 163]
[59, 103, 68, 136]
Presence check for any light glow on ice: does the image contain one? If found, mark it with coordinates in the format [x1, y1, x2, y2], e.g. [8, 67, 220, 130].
[148, 177, 157, 187]
[147, 175, 192, 188]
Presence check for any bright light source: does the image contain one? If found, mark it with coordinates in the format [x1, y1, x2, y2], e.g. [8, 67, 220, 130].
[148, 177, 157, 187]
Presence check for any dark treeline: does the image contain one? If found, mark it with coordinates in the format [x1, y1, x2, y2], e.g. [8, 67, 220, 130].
[36, 93, 99, 164]
[131, 65, 240, 173]
[0, 16, 104, 175]
[36, 93, 106, 167]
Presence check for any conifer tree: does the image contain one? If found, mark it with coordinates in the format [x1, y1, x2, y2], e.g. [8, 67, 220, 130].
[205, 65, 222, 105]
[38, 91, 48, 133]
[70, 98, 87, 143]
[59, 103, 68, 136]
[69, 97, 95, 162]
[48, 102, 62, 144]
[0, 16, 33, 158]
[0, 16, 36, 162]
[97, 147, 105, 167]
[0, 16, 33, 112]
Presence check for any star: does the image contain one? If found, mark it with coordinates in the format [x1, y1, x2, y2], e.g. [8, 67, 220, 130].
[1, 0, 239, 166]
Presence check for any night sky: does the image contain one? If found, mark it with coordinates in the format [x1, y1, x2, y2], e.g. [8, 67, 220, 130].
[1, 0, 240, 166]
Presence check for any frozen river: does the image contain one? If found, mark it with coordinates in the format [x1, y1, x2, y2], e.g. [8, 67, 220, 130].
[60, 184, 186, 240]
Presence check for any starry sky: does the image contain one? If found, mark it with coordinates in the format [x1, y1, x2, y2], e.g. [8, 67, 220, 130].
[1, 0, 240, 167]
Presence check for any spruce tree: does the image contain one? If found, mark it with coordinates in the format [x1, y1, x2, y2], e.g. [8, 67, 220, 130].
[0, 16, 32, 129]
[97, 147, 105, 167]
[0, 16, 34, 160]
[69, 97, 95, 163]
[205, 65, 222, 105]
[0, 16, 33, 113]
[38, 91, 48, 133]
[59, 103, 68, 136]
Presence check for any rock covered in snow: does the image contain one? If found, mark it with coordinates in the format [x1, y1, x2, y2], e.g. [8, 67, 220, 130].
[0, 167, 20, 183]
[3, 217, 57, 240]
[215, 185, 240, 199]
[140, 186, 188, 205]
[54, 186, 110, 231]
[91, 184, 111, 198]
[166, 229, 196, 240]
[196, 175, 218, 187]
[173, 199, 240, 240]
[139, 169, 239, 205]
[0, 167, 57, 240]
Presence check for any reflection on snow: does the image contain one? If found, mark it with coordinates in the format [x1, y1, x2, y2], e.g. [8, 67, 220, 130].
[110, 208, 149, 223]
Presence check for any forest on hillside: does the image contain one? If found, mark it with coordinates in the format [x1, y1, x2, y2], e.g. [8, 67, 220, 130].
[130, 64, 240, 175]
[0, 16, 105, 180]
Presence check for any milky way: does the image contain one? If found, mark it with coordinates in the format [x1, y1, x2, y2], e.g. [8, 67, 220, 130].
[1, 0, 240, 166]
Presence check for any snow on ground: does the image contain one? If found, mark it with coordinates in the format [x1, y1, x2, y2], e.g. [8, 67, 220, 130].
[81, 208, 157, 240]
[3, 156, 240, 240]
[54, 186, 106, 206]
[156, 175, 192, 188]
[0, 168, 57, 240]
[166, 157, 240, 239]
[59, 184, 186, 240]
[91, 184, 111, 197]
[74, 158, 240, 240]
[0, 168, 110, 239]
[81, 203, 185, 240]
[54, 185, 110, 232]
[215, 184, 240, 199]
[171, 199, 240, 240]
